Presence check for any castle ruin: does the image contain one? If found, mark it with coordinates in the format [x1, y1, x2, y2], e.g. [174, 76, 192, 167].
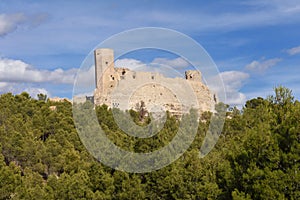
[93, 48, 216, 117]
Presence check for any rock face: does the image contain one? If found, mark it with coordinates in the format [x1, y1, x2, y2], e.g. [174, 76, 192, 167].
[94, 48, 216, 116]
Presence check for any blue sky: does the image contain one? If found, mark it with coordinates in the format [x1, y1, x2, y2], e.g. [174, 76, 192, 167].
[0, 0, 300, 107]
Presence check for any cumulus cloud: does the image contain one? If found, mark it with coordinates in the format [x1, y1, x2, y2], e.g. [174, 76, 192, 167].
[115, 57, 190, 71]
[220, 71, 249, 90]
[221, 71, 249, 106]
[286, 45, 300, 55]
[151, 57, 190, 69]
[210, 71, 249, 107]
[24, 87, 50, 98]
[75, 65, 95, 87]
[115, 58, 184, 78]
[0, 81, 50, 98]
[115, 58, 145, 70]
[0, 58, 77, 84]
[0, 13, 48, 36]
[0, 57, 77, 98]
[245, 57, 281, 72]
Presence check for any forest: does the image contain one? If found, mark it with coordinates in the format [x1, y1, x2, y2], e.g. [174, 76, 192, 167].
[0, 86, 299, 199]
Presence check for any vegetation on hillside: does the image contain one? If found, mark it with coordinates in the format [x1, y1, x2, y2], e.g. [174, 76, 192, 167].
[0, 86, 299, 199]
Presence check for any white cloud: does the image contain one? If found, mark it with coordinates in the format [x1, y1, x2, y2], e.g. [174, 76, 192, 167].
[286, 46, 300, 55]
[0, 81, 50, 99]
[245, 58, 281, 72]
[220, 71, 250, 90]
[24, 87, 50, 98]
[221, 71, 249, 107]
[227, 92, 248, 106]
[115, 58, 145, 70]
[75, 65, 95, 87]
[0, 58, 77, 84]
[115, 58, 185, 78]
[210, 71, 249, 107]
[151, 57, 190, 69]
[0, 57, 77, 98]
[115, 57, 191, 72]
[0, 13, 48, 37]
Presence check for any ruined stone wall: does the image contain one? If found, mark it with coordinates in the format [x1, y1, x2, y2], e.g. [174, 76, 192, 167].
[94, 49, 216, 116]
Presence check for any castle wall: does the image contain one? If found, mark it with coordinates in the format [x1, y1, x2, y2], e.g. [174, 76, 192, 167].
[94, 49, 215, 116]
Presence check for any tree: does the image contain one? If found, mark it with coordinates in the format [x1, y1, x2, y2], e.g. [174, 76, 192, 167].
[268, 86, 294, 106]
[0, 89, 299, 199]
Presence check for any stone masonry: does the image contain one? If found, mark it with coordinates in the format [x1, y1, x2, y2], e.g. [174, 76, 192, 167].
[93, 48, 216, 117]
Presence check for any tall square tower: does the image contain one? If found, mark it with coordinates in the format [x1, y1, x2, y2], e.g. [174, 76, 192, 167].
[94, 48, 114, 89]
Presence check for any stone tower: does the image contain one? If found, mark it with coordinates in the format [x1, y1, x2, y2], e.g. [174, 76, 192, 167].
[94, 48, 114, 90]
[94, 48, 117, 105]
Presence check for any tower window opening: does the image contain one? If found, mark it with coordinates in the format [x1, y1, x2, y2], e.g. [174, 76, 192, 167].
[105, 61, 108, 65]
[122, 70, 126, 75]
[151, 75, 154, 80]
